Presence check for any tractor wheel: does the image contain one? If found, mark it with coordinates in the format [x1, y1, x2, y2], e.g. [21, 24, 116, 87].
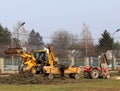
[90, 69, 99, 79]
[48, 74, 54, 80]
[83, 71, 90, 78]
[74, 74, 80, 80]
[30, 67, 37, 74]
[106, 74, 110, 79]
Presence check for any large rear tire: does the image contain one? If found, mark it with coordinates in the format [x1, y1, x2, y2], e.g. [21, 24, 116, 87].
[90, 69, 99, 79]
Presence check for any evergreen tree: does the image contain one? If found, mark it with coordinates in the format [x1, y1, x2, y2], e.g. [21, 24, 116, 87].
[0, 24, 11, 57]
[96, 30, 113, 53]
[27, 29, 44, 50]
[36, 32, 44, 46]
[28, 29, 36, 46]
[0, 25, 11, 45]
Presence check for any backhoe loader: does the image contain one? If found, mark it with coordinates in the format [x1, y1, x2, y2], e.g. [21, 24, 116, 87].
[5, 46, 55, 74]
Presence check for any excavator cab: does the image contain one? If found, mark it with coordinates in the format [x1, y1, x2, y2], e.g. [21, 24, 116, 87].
[28, 47, 55, 74]
[32, 46, 55, 67]
[32, 50, 47, 65]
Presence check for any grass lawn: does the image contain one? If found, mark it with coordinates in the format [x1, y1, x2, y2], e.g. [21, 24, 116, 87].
[0, 78, 120, 91]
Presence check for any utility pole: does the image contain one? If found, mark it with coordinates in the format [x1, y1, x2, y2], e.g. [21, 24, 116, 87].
[83, 23, 88, 57]
[111, 29, 120, 70]
[16, 22, 25, 41]
[11, 22, 25, 66]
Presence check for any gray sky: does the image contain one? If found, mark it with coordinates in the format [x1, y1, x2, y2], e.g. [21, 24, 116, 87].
[0, 0, 120, 43]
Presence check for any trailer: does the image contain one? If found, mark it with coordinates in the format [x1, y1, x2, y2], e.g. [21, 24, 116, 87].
[43, 66, 81, 80]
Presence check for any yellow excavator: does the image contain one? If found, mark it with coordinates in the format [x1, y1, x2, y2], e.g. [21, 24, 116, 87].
[4, 46, 55, 74]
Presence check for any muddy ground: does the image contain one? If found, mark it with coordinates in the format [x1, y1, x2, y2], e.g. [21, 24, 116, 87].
[0, 72, 119, 85]
[0, 73, 120, 91]
[0, 73, 83, 84]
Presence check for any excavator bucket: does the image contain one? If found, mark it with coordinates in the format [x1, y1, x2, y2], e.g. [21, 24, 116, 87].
[4, 48, 23, 54]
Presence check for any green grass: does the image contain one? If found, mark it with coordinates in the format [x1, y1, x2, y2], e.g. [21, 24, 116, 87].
[0, 79, 120, 91]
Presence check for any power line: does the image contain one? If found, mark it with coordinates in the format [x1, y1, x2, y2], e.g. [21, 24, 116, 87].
[42, 36, 120, 41]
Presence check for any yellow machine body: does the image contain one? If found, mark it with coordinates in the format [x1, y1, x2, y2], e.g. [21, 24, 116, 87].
[5, 47, 55, 74]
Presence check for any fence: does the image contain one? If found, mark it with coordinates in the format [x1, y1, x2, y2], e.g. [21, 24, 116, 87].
[58, 57, 99, 67]
[4, 58, 20, 73]
[2, 57, 120, 73]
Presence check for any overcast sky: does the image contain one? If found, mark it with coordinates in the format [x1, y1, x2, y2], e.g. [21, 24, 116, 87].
[0, 0, 120, 43]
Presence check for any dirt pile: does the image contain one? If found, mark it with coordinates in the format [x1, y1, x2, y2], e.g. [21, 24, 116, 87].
[0, 73, 82, 85]
[0, 73, 45, 84]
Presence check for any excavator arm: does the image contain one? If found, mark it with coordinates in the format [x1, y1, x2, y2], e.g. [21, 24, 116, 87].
[47, 46, 55, 66]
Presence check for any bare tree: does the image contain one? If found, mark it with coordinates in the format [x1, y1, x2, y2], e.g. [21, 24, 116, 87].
[51, 29, 80, 58]
[68, 33, 81, 59]
[69, 33, 80, 50]
[51, 29, 71, 58]
[79, 23, 95, 57]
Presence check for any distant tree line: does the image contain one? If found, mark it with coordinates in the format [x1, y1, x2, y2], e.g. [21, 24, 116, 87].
[0, 22, 120, 58]
[50, 24, 120, 58]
